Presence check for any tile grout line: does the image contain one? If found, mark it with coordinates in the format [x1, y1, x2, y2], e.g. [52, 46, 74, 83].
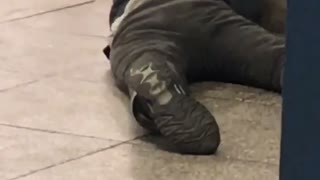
[58, 32, 107, 39]
[0, 0, 96, 24]
[8, 135, 146, 180]
[0, 123, 134, 142]
[0, 80, 40, 93]
[0, 74, 55, 93]
[22, 27, 108, 40]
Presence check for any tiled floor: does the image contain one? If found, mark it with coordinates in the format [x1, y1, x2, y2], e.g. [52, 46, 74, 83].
[0, 0, 282, 179]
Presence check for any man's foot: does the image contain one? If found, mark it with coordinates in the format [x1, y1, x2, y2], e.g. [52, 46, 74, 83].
[132, 90, 221, 155]
[127, 55, 220, 155]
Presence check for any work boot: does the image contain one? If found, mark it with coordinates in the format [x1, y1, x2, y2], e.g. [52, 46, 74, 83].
[126, 53, 221, 155]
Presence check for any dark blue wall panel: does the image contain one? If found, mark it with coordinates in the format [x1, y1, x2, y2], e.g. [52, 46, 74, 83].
[280, 0, 320, 179]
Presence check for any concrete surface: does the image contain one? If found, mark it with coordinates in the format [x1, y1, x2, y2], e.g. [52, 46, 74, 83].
[0, 0, 282, 179]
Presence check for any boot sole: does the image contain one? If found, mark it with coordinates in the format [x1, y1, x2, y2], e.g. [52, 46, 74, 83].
[153, 94, 221, 155]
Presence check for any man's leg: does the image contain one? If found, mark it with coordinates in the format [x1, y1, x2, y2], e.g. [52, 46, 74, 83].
[228, 0, 286, 34]
[190, 0, 285, 92]
[109, 35, 220, 154]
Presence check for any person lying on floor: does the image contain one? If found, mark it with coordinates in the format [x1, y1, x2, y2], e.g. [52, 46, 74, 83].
[103, 0, 286, 155]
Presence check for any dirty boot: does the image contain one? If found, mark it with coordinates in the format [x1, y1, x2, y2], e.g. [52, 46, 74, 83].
[122, 52, 221, 155]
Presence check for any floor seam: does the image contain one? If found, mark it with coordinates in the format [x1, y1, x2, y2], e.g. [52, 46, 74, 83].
[44, 31, 107, 39]
[0, 74, 55, 93]
[9, 135, 146, 180]
[0, 0, 96, 24]
[0, 80, 40, 93]
[0, 123, 139, 142]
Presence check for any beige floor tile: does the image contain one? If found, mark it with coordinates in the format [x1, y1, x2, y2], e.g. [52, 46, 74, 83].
[61, 60, 111, 83]
[19, 143, 278, 180]
[191, 82, 281, 106]
[0, 0, 93, 23]
[0, 76, 145, 141]
[0, 23, 107, 76]
[0, 126, 115, 180]
[0, 70, 36, 91]
[200, 92, 281, 164]
[14, 0, 112, 37]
